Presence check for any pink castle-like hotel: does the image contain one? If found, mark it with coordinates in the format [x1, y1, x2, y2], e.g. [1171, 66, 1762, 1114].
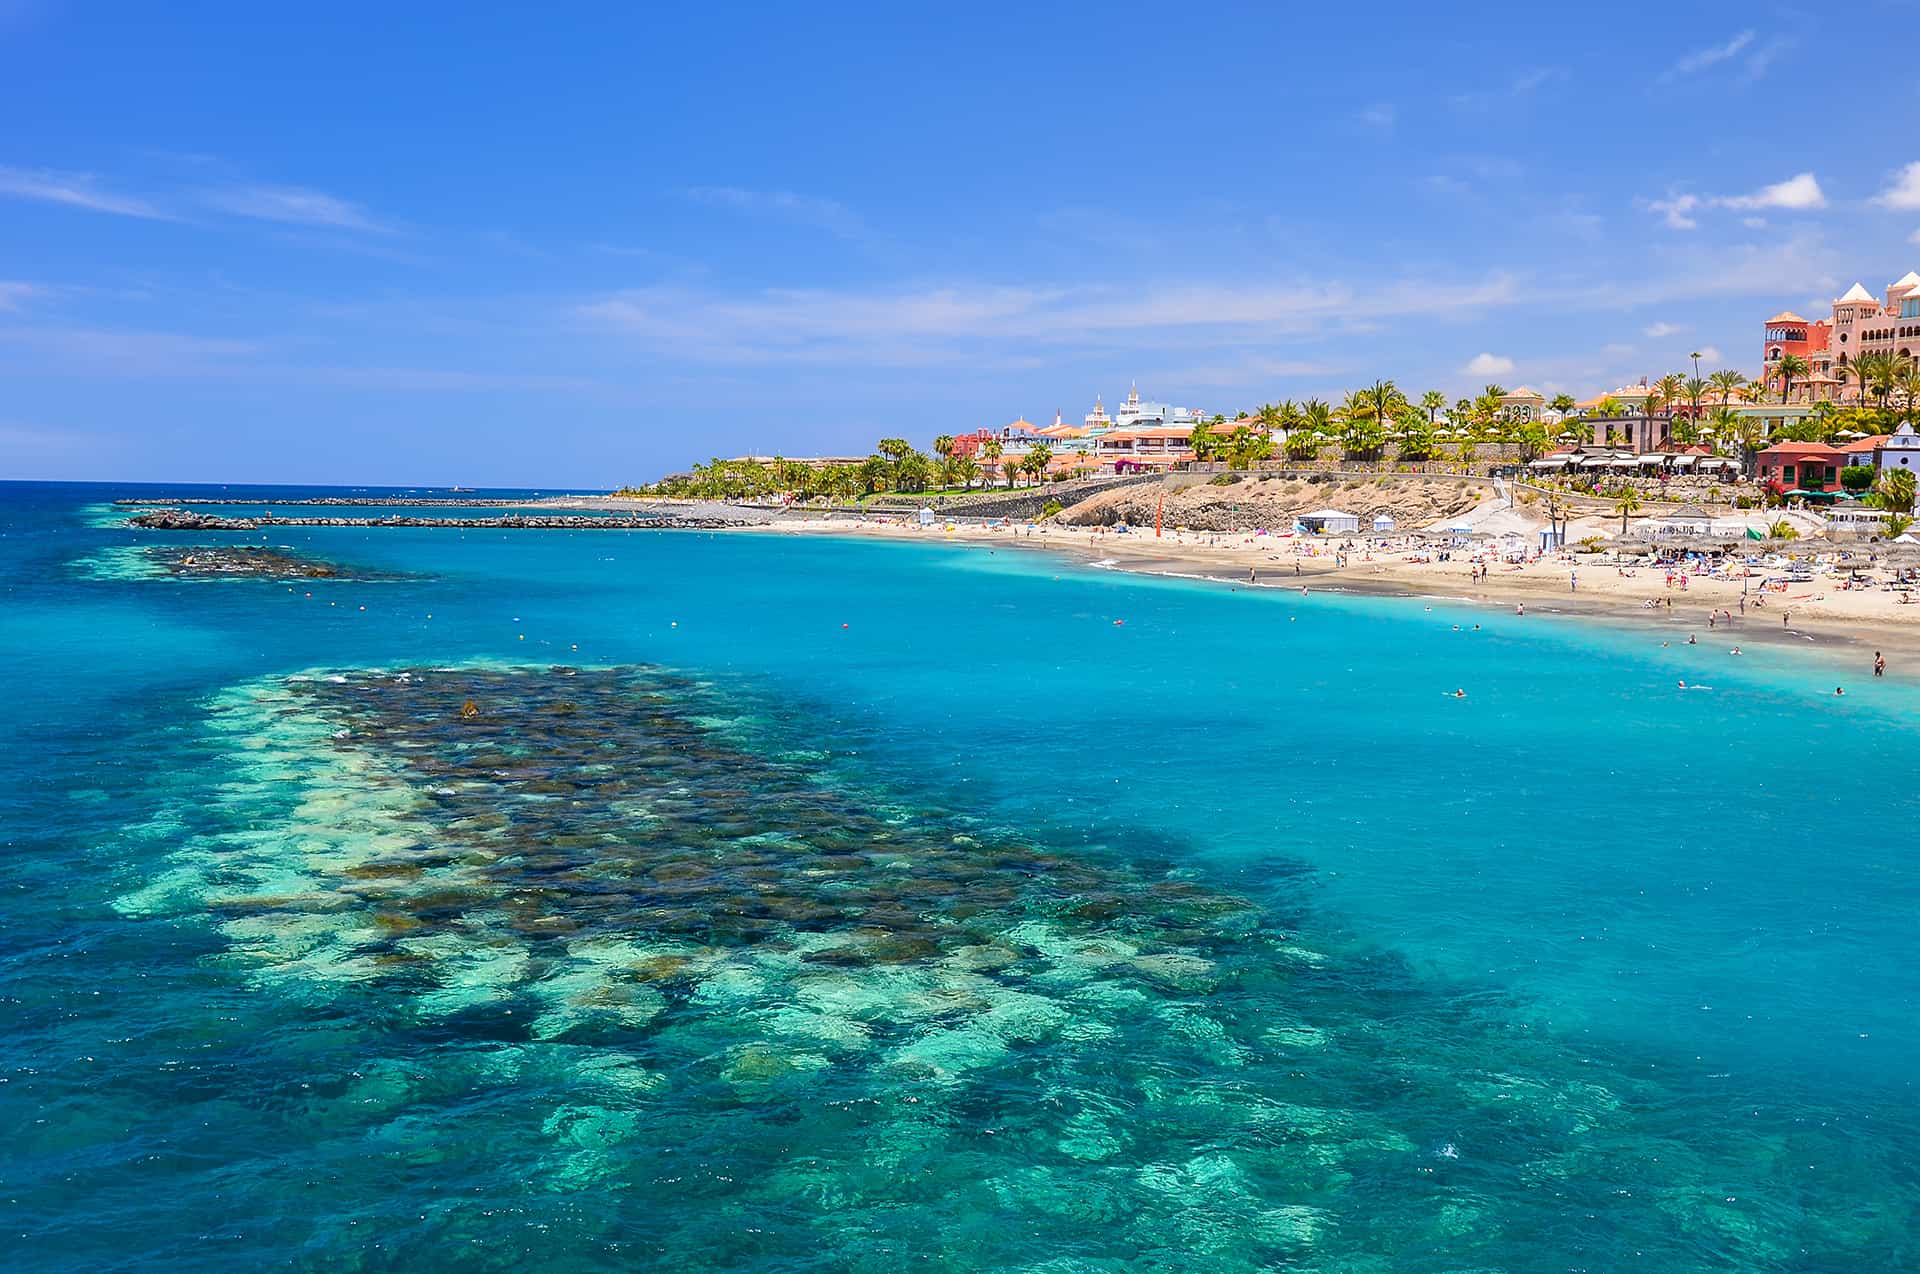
[1762, 269, 1920, 400]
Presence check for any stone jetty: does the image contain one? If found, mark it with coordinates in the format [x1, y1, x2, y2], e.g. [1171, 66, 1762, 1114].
[126, 507, 770, 531]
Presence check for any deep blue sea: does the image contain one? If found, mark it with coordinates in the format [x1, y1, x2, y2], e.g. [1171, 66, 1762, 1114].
[3, 480, 1916, 1272]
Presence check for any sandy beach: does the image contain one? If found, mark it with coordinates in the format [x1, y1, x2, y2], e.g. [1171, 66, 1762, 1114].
[751, 513, 1920, 671]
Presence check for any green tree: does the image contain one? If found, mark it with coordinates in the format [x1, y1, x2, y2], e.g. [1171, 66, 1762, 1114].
[1188, 420, 1220, 462]
[1614, 488, 1642, 534]
[1022, 443, 1053, 484]
[1898, 361, 1920, 425]
[1886, 513, 1915, 539]
[1877, 466, 1917, 512]
[1398, 415, 1437, 461]
[1420, 389, 1447, 424]
[932, 434, 956, 463]
[1708, 368, 1747, 406]
[1768, 518, 1800, 541]
[1840, 464, 1877, 493]
[1000, 458, 1021, 489]
[954, 456, 980, 490]
[1774, 353, 1809, 404]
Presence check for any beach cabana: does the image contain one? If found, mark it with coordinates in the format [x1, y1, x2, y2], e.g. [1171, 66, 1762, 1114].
[1299, 509, 1361, 535]
[916, 507, 936, 528]
[1371, 514, 1396, 532]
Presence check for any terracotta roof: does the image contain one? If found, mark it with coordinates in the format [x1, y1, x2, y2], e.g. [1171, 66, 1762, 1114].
[1841, 435, 1891, 452]
[1767, 311, 1808, 324]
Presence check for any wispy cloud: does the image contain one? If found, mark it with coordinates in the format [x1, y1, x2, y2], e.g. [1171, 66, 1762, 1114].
[1659, 30, 1789, 84]
[579, 273, 1522, 367]
[1462, 352, 1515, 376]
[1643, 322, 1685, 338]
[1648, 171, 1825, 229]
[0, 325, 263, 373]
[1695, 345, 1722, 362]
[0, 165, 172, 219]
[199, 184, 391, 232]
[1355, 101, 1396, 131]
[1875, 161, 1920, 210]
[1662, 30, 1754, 79]
[0, 281, 38, 312]
[683, 186, 865, 239]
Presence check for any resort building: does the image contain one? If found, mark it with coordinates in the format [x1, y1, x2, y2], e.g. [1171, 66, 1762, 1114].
[1882, 423, 1920, 472]
[1498, 387, 1546, 423]
[1092, 427, 1197, 471]
[1754, 441, 1846, 494]
[1109, 383, 1206, 430]
[1762, 271, 1920, 399]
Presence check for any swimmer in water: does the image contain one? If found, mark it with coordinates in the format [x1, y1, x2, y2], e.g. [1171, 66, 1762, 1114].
[1730, 646, 1743, 655]
[1453, 688, 1467, 698]
[1835, 686, 1845, 696]
[1687, 634, 1697, 645]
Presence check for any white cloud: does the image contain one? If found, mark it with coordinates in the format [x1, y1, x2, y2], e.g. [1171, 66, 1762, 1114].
[580, 273, 1523, 366]
[1647, 172, 1824, 229]
[0, 281, 38, 312]
[1463, 352, 1515, 375]
[1910, 227, 1920, 246]
[1649, 194, 1700, 229]
[1695, 346, 1722, 362]
[684, 186, 865, 239]
[1722, 172, 1825, 211]
[1663, 30, 1754, 79]
[1875, 161, 1920, 211]
[1742, 216, 1767, 228]
[1643, 321, 1685, 338]
[199, 184, 389, 232]
[1356, 101, 1395, 130]
[0, 165, 171, 219]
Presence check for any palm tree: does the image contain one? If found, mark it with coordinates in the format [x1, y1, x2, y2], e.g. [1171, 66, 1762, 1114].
[1708, 368, 1747, 407]
[1654, 372, 1686, 410]
[1549, 393, 1576, 416]
[1022, 443, 1053, 484]
[1188, 419, 1218, 462]
[1254, 402, 1282, 435]
[1614, 488, 1643, 534]
[980, 438, 1003, 473]
[1878, 466, 1916, 513]
[1768, 518, 1799, 541]
[1896, 361, 1920, 425]
[954, 457, 980, 491]
[932, 434, 956, 463]
[877, 437, 914, 489]
[1420, 390, 1446, 424]
[1000, 459, 1020, 489]
[1775, 353, 1809, 404]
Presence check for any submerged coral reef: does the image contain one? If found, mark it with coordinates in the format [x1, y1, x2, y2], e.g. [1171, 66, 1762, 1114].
[111, 664, 1916, 1271]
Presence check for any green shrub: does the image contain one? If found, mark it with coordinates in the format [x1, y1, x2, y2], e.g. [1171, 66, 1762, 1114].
[1208, 475, 1239, 487]
[1039, 499, 1064, 519]
[1841, 465, 1877, 493]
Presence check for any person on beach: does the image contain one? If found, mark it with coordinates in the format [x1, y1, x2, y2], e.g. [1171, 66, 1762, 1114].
[1874, 651, 1886, 677]
[1570, 569, 1578, 593]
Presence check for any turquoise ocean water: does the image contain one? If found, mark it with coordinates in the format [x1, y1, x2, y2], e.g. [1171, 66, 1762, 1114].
[2, 480, 1916, 1271]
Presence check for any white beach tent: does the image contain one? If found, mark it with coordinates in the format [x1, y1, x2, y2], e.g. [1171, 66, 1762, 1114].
[1301, 509, 1361, 534]
[917, 506, 936, 527]
[1371, 513, 1396, 532]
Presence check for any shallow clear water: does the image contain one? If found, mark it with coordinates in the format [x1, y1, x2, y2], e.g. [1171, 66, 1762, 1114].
[3, 481, 1916, 1271]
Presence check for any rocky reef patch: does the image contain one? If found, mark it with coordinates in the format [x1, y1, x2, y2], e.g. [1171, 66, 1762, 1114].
[107, 663, 1912, 1270]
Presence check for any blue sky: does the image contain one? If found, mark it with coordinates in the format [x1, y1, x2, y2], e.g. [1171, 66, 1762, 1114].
[5, 1, 1920, 487]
